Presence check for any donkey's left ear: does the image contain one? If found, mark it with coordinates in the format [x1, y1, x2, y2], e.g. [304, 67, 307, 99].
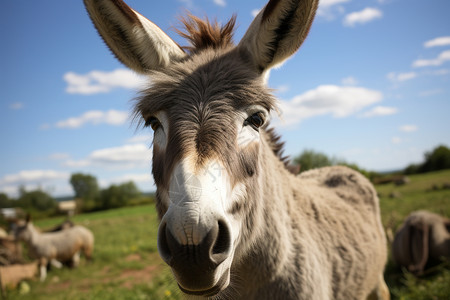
[25, 213, 31, 224]
[238, 0, 318, 73]
[84, 0, 186, 73]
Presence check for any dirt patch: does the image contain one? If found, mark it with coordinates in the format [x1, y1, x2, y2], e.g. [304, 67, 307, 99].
[124, 253, 142, 262]
[101, 265, 111, 274]
[119, 264, 162, 289]
[34, 252, 165, 293]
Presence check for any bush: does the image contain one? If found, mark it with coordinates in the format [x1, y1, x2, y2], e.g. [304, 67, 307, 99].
[17, 189, 57, 212]
[99, 181, 141, 210]
[404, 145, 450, 174]
[70, 173, 100, 212]
[292, 149, 379, 181]
[420, 145, 450, 173]
[0, 192, 13, 208]
[293, 149, 335, 172]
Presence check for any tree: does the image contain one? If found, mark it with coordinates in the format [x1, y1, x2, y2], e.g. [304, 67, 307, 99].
[293, 149, 335, 172]
[99, 181, 141, 210]
[292, 149, 379, 181]
[0, 193, 12, 208]
[70, 173, 100, 211]
[17, 189, 56, 212]
[420, 145, 450, 173]
[404, 145, 450, 174]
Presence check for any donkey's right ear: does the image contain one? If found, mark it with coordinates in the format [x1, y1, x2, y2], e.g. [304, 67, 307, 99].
[84, 0, 186, 73]
[408, 223, 429, 275]
[238, 0, 318, 74]
[25, 213, 31, 224]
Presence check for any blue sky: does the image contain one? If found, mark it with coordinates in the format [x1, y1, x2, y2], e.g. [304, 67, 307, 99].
[1, 0, 449, 197]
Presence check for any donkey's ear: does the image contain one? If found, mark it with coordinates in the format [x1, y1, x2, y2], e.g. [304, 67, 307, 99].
[25, 213, 31, 224]
[84, 0, 186, 73]
[408, 223, 429, 275]
[238, 0, 318, 73]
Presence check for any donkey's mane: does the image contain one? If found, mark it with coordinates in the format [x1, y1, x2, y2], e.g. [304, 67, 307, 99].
[176, 14, 237, 53]
[266, 127, 296, 173]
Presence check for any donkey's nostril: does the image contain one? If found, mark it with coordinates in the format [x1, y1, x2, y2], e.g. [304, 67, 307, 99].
[211, 220, 231, 264]
[157, 222, 173, 265]
[157, 219, 232, 270]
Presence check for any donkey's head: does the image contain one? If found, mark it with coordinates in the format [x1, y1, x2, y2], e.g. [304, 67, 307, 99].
[85, 0, 317, 296]
[13, 215, 32, 242]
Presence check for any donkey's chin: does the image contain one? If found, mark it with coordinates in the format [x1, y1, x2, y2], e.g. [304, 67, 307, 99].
[174, 267, 230, 297]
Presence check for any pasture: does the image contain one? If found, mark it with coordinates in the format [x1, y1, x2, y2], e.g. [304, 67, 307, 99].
[6, 170, 450, 299]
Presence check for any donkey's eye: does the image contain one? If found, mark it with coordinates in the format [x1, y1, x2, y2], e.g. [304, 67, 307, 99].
[245, 112, 265, 130]
[145, 116, 161, 131]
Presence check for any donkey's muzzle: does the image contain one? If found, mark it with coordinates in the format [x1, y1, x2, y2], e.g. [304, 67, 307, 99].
[157, 220, 231, 294]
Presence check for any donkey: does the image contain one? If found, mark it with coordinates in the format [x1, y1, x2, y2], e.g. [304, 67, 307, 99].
[392, 210, 450, 275]
[14, 216, 94, 281]
[84, 0, 389, 299]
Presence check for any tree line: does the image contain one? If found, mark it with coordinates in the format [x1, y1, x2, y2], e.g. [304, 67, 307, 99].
[69, 173, 144, 212]
[293, 144, 450, 179]
[0, 173, 150, 216]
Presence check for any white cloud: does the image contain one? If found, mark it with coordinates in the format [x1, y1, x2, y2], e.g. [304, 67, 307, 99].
[419, 89, 444, 97]
[343, 7, 383, 27]
[412, 50, 450, 68]
[126, 134, 152, 144]
[399, 125, 418, 132]
[341, 76, 358, 85]
[0, 170, 71, 197]
[64, 143, 152, 170]
[278, 85, 383, 126]
[274, 85, 290, 95]
[360, 106, 398, 118]
[387, 71, 417, 82]
[0, 170, 69, 186]
[9, 102, 24, 110]
[56, 109, 128, 129]
[424, 36, 450, 48]
[391, 137, 402, 144]
[213, 0, 226, 7]
[64, 69, 146, 95]
[39, 123, 51, 130]
[179, 0, 194, 8]
[251, 9, 261, 18]
[320, 0, 350, 6]
[422, 69, 449, 76]
[317, 0, 349, 20]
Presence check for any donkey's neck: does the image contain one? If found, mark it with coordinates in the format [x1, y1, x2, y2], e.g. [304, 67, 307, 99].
[240, 134, 301, 280]
[27, 224, 41, 244]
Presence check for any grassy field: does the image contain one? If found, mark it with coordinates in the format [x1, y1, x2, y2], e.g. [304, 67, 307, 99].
[377, 169, 450, 300]
[7, 205, 182, 300]
[5, 170, 450, 299]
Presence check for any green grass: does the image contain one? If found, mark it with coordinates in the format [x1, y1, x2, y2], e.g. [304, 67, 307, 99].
[378, 169, 450, 228]
[5, 170, 450, 299]
[7, 205, 181, 300]
[378, 169, 450, 300]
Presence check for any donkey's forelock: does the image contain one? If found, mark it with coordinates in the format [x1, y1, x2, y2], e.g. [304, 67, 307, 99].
[176, 14, 237, 54]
